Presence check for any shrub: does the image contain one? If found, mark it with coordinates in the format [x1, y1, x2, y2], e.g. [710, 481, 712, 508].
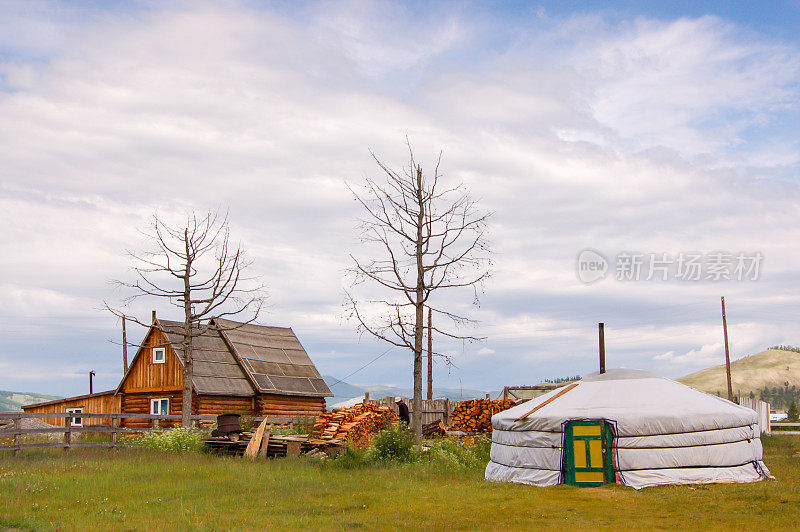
[368, 422, 415, 463]
[425, 436, 491, 471]
[329, 447, 370, 469]
[133, 427, 206, 454]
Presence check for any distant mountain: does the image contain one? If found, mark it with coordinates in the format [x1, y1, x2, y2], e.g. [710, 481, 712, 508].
[678, 348, 800, 410]
[0, 390, 62, 411]
[322, 375, 490, 405]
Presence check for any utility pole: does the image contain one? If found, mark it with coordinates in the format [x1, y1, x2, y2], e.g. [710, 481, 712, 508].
[598, 322, 606, 374]
[427, 308, 433, 400]
[89, 371, 95, 395]
[721, 297, 734, 402]
[122, 316, 129, 373]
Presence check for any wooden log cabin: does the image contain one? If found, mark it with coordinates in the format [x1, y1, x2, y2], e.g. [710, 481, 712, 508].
[22, 316, 332, 427]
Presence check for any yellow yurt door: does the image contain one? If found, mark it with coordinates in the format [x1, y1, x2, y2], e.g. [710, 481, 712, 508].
[564, 420, 615, 486]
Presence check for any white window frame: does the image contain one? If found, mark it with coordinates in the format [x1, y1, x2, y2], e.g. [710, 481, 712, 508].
[152, 347, 166, 364]
[65, 407, 83, 427]
[150, 398, 169, 416]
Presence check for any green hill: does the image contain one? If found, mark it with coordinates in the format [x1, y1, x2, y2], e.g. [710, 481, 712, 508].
[678, 348, 800, 410]
[0, 390, 62, 411]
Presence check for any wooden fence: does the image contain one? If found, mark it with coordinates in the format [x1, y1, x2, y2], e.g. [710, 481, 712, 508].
[362, 394, 493, 426]
[770, 422, 800, 435]
[0, 412, 309, 454]
[737, 397, 771, 435]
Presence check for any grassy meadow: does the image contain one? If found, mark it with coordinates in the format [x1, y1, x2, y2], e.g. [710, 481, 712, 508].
[1, 435, 799, 531]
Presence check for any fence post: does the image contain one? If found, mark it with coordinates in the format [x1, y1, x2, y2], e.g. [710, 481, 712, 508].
[111, 415, 118, 448]
[64, 416, 71, 453]
[445, 398, 451, 426]
[12, 414, 20, 456]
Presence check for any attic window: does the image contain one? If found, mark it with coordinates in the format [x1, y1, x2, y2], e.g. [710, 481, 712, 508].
[152, 347, 166, 364]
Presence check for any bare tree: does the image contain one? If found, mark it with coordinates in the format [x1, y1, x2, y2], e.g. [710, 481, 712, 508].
[107, 211, 266, 427]
[347, 145, 491, 440]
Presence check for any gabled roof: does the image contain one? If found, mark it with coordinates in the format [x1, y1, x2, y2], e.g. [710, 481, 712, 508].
[159, 320, 254, 396]
[214, 318, 333, 397]
[115, 317, 332, 398]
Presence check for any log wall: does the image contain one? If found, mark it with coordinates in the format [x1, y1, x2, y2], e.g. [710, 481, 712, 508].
[257, 394, 325, 419]
[195, 395, 255, 416]
[121, 391, 184, 428]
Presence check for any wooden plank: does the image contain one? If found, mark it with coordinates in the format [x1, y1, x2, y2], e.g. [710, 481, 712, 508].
[515, 383, 580, 421]
[245, 418, 270, 458]
[69, 441, 115, 448]
[257, 426, 272, 458]
[14, 442, 70, 450]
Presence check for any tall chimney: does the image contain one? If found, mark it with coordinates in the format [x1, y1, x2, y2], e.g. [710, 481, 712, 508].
[152, 310, 157, 324]
[598, 322, 606, 374]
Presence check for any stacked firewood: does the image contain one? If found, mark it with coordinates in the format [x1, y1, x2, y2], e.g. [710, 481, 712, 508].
[313, 403, 398, 448]
[422, 419, 446, 437]
[449, 398, 516, 433]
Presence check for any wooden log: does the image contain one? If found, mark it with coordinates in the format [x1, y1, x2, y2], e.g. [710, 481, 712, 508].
[515, 383, 579, 421]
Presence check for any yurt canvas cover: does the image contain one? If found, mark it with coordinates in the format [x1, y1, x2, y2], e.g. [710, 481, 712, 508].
[486, 369, 771, 489]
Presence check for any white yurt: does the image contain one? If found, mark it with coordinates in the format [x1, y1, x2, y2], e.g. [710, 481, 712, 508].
[486, 368, 772, 489]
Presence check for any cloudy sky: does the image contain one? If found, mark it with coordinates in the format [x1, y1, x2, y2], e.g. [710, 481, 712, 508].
[1, 0, 799, 398]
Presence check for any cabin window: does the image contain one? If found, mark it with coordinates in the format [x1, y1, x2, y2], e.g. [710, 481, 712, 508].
[65, 407, 83, 427]
[150, 398, 169, 416]
[152, 347, 166, 364]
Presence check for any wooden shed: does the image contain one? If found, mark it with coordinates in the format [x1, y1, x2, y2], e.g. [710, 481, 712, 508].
[21, 390, 120, 427]
[23, 316, 332, 427]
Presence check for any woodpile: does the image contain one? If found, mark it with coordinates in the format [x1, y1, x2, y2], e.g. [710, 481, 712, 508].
[313, 403, 398, 448]
[422, 419, 446, 438]
[203, 432, 345, 458]
[448, 398, 516, 433]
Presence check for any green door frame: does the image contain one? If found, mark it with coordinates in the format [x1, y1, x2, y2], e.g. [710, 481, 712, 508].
[563, 420, 615, 487]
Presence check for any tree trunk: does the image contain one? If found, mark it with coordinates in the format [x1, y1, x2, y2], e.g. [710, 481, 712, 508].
[427, 307, 433, 400]
[412, 167, 424, 442]
[181, 229, 193, 428]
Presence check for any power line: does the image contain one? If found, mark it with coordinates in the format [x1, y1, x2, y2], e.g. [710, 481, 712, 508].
[327, 345, 396, 389]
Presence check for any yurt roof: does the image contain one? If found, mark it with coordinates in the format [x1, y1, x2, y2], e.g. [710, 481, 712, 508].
[494, 368, 757, 436]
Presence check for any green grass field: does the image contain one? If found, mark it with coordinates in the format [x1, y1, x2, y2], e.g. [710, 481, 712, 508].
[1, 436, 799, 531]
